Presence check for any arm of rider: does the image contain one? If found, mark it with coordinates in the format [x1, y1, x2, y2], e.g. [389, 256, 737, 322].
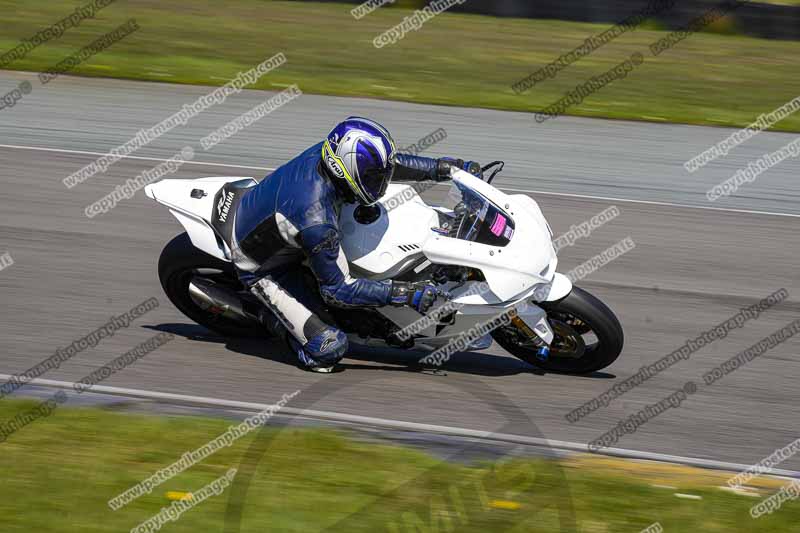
[298, 224, 441, 313]
[299, 224, 392, 308]
[298, 224, 443, 313]
[394, 154, 483, 183]
[389, 281, 443, 314]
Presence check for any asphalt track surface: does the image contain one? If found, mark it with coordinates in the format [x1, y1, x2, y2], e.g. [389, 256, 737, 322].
[0, 71, 798, 470]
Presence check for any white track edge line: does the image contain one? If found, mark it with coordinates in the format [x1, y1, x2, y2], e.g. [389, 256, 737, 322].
[0, 143, 275, 172]
[502, 187, 800, 219]
[4, 374, 798, 479]
[0, 143, 796, 218]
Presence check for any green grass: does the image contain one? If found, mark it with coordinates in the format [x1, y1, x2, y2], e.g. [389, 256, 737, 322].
[758, 0, 800, 5]
[0, 0, 799, 130]
[1, 397, 799, 532]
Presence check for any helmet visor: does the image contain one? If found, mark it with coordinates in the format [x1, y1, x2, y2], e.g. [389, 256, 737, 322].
[359, 158, 395, 205]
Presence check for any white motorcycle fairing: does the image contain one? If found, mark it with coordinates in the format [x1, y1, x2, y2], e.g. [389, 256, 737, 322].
[340, 169, 571, 347]
[144, 170, 573, 348]
[144, 177, 256, 261]
[341, 171, 560, 303]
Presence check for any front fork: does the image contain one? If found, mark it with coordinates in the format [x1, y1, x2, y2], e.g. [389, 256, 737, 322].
[514, 272, 574, 361]
[509, 305, 554, 362]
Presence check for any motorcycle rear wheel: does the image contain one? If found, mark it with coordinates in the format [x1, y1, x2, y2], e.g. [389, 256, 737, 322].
[158, 233, 266, 338]
[492, 286, 623, 374]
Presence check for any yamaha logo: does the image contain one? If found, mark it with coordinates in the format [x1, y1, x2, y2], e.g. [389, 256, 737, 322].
[218, 191, 235, 223]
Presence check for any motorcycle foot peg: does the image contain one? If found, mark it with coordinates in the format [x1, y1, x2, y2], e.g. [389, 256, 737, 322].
[419, 365, 447, 376]
[535, 346, 550, 362]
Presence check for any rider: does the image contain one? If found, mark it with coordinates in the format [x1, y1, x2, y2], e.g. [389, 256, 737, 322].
[232, 117, 482, 372]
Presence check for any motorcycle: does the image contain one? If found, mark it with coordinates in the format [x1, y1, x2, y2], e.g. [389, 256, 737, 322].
[144, 162, 623, 373]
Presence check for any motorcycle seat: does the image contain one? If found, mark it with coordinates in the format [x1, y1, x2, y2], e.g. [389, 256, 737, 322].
[209, 178, 257, 256]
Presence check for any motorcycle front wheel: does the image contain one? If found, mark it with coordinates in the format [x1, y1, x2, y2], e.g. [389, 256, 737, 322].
[492, 286, 623, 374]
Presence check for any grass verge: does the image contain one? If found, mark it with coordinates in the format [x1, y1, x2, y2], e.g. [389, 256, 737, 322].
[0, 1, 799, 131]
[0, 397, 798, 531]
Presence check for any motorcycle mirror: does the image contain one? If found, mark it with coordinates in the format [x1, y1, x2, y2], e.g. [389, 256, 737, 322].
[481, 161, 505, 184]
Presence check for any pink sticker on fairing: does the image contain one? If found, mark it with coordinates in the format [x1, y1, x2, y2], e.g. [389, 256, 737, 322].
[490, 213, 507, 236]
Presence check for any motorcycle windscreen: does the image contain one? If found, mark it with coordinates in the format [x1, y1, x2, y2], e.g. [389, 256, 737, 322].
[455, 189, 515, 246]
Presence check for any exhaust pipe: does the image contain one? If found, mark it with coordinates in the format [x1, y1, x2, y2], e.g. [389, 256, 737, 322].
[188, 278, 260, 325]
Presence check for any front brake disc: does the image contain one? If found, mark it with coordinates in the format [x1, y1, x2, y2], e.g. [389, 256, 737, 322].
[549, 320, 586, 359]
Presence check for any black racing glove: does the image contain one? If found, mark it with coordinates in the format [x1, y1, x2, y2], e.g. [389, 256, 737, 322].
[436, 158, 483, 181]
[390, 281, 441, 313]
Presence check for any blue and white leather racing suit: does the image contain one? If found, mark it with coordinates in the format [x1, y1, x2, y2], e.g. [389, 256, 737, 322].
[231, 141, 447, 369]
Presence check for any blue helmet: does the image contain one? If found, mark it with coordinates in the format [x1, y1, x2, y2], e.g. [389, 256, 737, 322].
[322, 117, 397, 205]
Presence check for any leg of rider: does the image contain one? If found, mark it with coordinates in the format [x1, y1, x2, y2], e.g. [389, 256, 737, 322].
[249, 270, 347, 370]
